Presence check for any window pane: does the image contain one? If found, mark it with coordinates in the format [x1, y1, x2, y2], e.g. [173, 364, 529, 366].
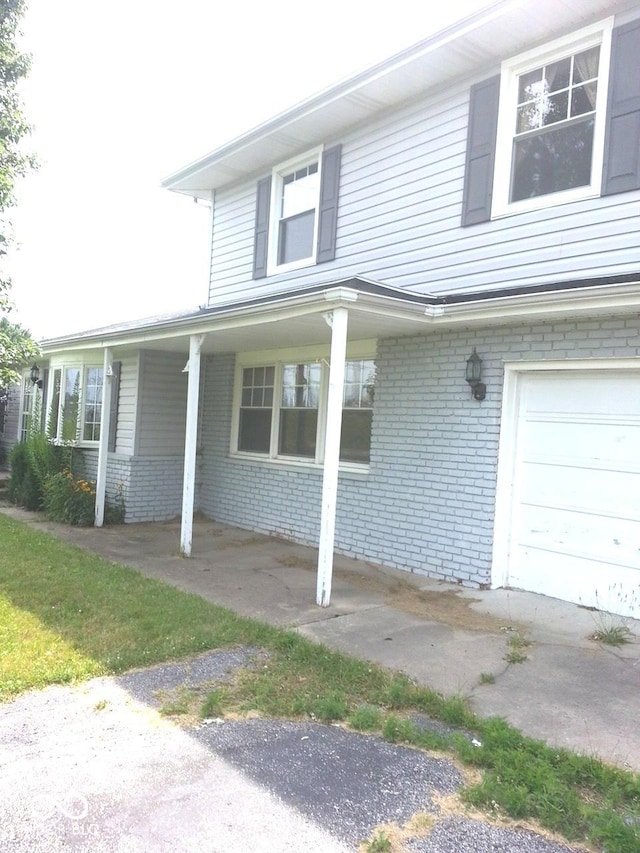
[340, 410, 373, 464]
[343, 359, 376, 408]
[510, 117, 594, 201]
[238, 365, 274, 453]
[238, 409, 271, 452]
[278, 210, 315, 265]
[281, 363, 321, 409]
[573, 46, 599, 84]
[278, 409, 318, 458]
[61, 368, 80, 442]
[571, 83, 597, 117]
[280, 164, 319, 218]
[82, 367, 103, 442]
[545, 56, 570, 92]
[540, 90, 568, 127]
[518, 67, 543, 103]
[47, 369, 61, 439]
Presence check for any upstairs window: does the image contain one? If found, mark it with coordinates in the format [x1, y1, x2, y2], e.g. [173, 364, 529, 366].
[253, 145, 341, 279]
[277, 163, 320, 266]
[491, 19, 613, 217]
[268, 151, 321, 274]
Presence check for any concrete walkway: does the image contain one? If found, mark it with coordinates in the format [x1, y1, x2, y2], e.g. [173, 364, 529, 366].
[4, 507, 640, 772]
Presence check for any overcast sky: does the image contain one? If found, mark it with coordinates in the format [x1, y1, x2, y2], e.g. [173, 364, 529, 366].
[7, 0, 493, 340]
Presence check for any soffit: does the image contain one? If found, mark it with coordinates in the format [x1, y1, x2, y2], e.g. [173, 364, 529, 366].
[162, 0, 634, 197]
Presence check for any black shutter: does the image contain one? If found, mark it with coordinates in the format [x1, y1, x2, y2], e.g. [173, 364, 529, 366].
[461, 75, 500, 226]
[107, 361, 121, 453]
[316, 144, 341, 263]
[602, 20, 640, 196]
[252, 176, 272, 279]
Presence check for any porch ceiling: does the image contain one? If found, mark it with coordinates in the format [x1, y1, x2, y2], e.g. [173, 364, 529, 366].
[137, 304, 429, 355]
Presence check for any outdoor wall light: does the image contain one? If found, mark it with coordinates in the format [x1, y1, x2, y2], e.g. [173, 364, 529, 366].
[465, 348, 486, 401]
[29, 363, 43, 389]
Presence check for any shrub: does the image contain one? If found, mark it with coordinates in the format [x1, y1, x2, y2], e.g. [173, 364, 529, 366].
[7, 441, 42, 509]
[43, 469, 96, 526]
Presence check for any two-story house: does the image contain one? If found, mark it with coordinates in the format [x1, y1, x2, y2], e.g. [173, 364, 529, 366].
[25, 0, 640, 616]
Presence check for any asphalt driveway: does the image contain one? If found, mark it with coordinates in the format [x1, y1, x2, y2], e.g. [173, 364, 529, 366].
[0, 649, 586, 853]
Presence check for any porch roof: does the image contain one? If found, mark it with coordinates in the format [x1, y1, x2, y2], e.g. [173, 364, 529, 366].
[40, 273, 640, 357]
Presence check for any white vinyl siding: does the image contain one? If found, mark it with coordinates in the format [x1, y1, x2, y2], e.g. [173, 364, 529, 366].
[208, 50, 640, 306]
[136, 351, 188, 456]
[113, 355, 138, 455]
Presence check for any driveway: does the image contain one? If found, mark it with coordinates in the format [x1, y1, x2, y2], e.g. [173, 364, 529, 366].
[0, 649, 586, 852]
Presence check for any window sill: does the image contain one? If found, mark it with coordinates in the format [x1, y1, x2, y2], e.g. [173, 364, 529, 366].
[491, 185, 600, 219]
[265, 256, 317, 277]
[228, 452, 370, 477]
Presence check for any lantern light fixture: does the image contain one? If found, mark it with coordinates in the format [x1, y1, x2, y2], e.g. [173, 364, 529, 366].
[29, 364, 43, 390]
[465, 348, 486, 401]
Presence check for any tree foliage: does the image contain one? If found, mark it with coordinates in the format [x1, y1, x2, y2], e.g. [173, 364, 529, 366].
[0, 315, 38, 386]
[0, 0, 38, 380]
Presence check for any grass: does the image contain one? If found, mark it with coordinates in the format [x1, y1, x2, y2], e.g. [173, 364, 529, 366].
[590, 625, 634, 647]
[0, 514, 275, 701]
[1, 513, 639, 853]
[504, 632, 532, 664]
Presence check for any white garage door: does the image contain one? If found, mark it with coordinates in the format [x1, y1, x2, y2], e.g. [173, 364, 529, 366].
[503, 368, 640, 617]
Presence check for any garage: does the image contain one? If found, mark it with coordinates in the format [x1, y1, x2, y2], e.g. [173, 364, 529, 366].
[494, 364, 640, 617]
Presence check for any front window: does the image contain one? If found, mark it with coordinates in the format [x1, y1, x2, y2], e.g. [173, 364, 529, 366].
[19, 375, 34, 442]
[238, 366, 274, 453]
[341, 359, 375, 463]
[234, 354, 376, 466]
[46, 364, 103, 444]
[61, 367, 81, 442]
[279, 363, 321, 458]
[493, 19, 612, 216]
[83, 367, 103, 442]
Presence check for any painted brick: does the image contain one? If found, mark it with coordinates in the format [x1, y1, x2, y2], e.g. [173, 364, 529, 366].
[82, 315, 638, 590]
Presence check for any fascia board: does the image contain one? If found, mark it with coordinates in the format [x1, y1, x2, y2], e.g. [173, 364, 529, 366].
[427, 282, 640, 324]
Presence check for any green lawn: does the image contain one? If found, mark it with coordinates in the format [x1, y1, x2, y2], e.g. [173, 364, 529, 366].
[1, 512, 639, 853]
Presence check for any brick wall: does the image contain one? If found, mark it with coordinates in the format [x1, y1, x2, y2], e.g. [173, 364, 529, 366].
[198, 315, 640, 588]
[78, 452, 185, 522]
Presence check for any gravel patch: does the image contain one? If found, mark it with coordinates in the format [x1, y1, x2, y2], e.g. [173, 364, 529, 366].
[406, 817, 586, 853]
[194, 718, 464, 845]
[114, 646, 259, 707]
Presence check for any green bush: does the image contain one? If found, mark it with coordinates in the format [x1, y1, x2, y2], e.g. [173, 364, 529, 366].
[42, 469, 96, 526]
[7, 441, 42, 509]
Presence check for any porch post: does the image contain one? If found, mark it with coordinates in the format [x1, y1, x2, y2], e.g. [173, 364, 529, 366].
[317, 307, 348, 606]
[95, 347, 113, 527]
[180, 334, 204, 556]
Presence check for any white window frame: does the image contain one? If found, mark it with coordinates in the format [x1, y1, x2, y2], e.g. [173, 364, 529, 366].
[492, 18, 613, 219]
[18, 372, 35, 442]
[230, 341, 376, 471]
[47, 360, 104, 446]
[266, 147, 323, 276]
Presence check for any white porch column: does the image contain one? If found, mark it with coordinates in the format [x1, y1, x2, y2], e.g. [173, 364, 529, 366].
[95, 347, 113, 527]
[180, 334, 205, 556]
[316, 307, 349, 607]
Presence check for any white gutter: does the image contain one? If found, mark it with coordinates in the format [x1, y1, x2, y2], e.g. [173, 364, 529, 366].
[39, 281, 640, 356]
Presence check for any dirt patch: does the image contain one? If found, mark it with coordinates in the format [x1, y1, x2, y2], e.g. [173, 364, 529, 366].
[276, 555, 520, 634]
